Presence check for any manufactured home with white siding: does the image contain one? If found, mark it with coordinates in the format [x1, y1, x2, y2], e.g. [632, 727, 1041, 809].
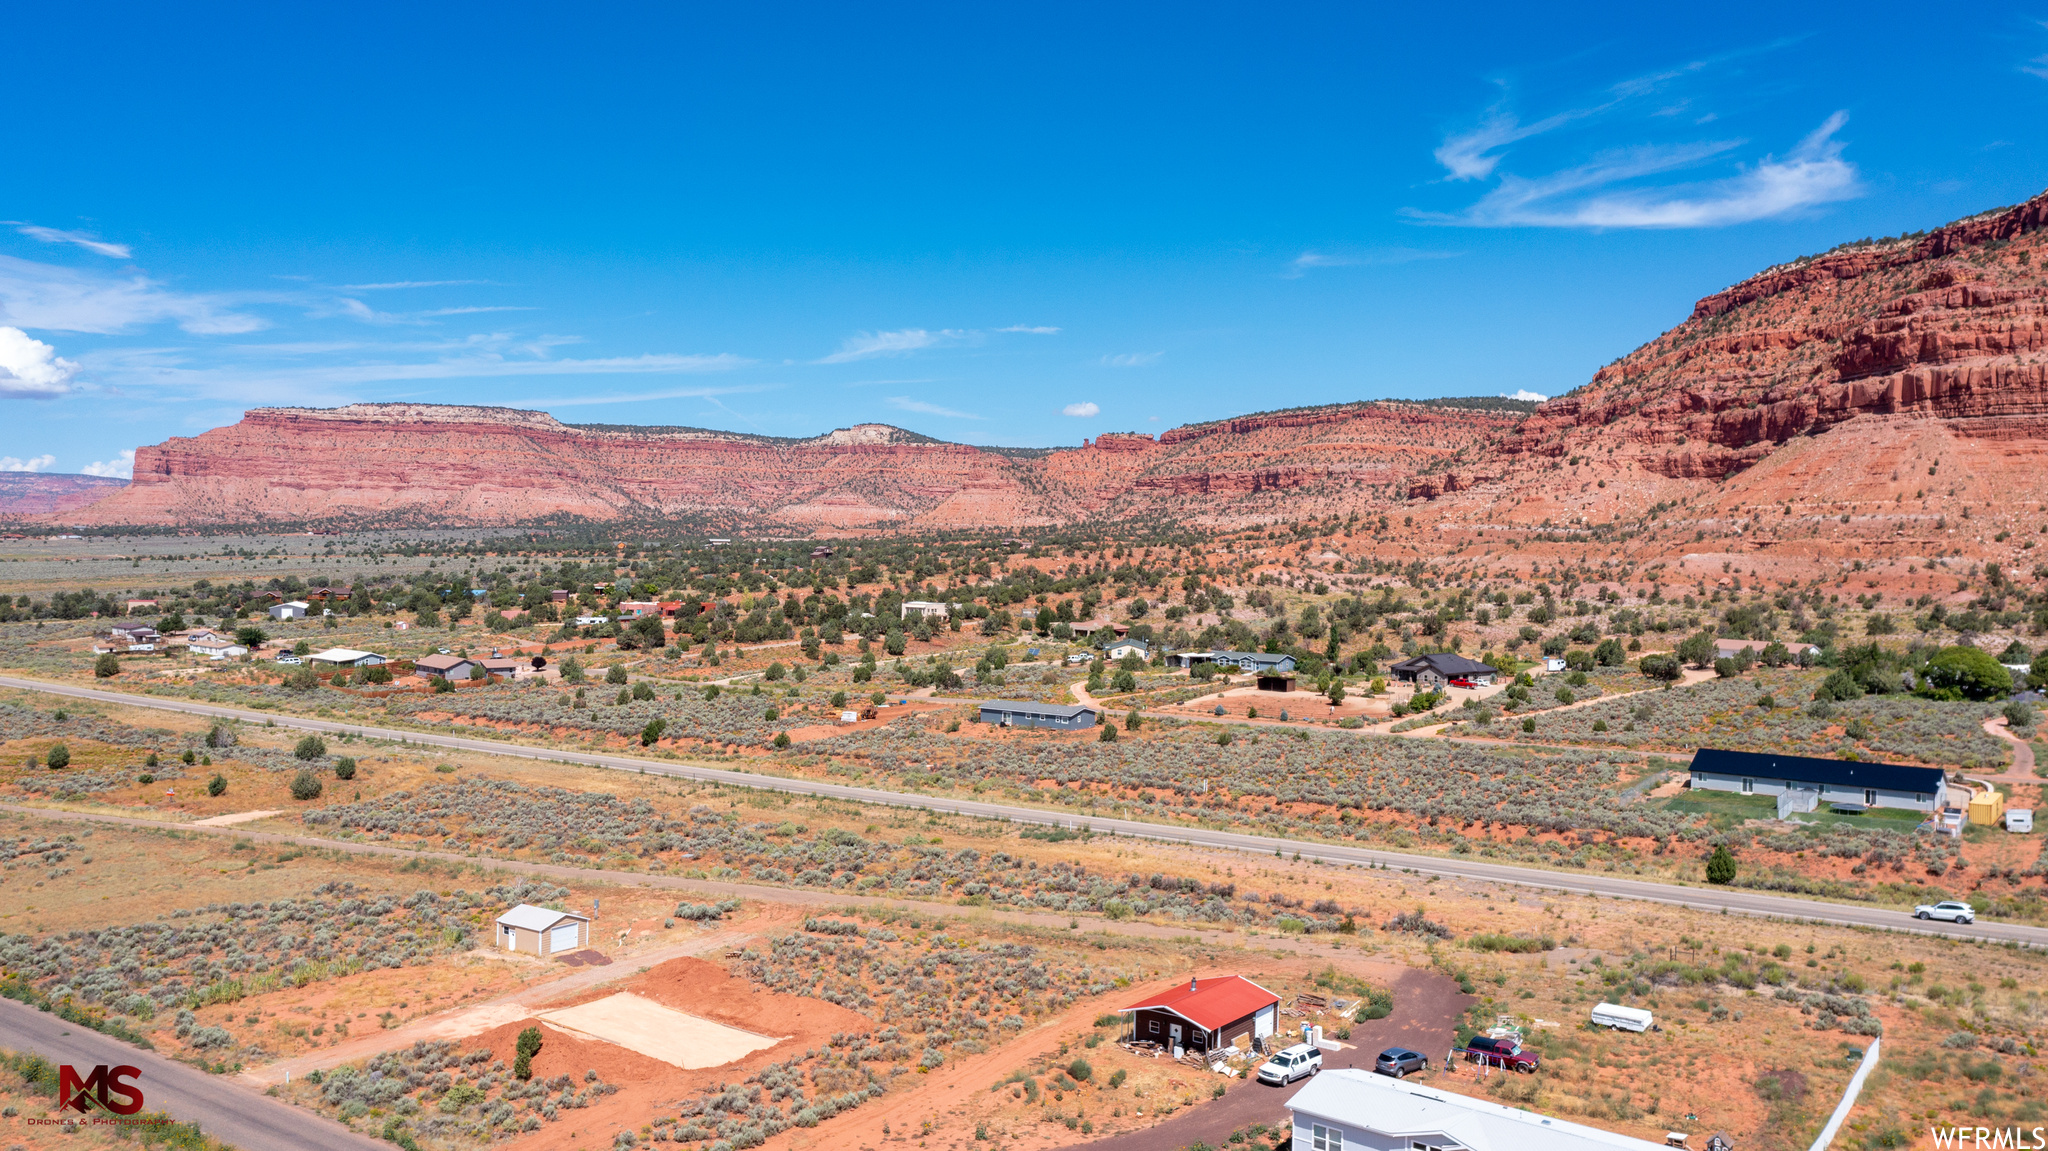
[1289, 1067, 1671, 1151]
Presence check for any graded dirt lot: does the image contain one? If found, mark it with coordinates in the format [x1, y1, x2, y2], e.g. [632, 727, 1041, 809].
[539, 990, 787, 1069]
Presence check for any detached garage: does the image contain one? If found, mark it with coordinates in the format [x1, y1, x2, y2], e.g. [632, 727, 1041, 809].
[496, 904, 592, 957]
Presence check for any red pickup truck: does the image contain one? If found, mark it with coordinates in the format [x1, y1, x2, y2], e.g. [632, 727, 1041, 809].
[1461, 1035, 1539, 1072]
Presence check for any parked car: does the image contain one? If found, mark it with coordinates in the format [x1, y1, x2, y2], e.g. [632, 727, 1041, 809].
[1462, 1035, 1539, 1072]
[1914, 900, 1976, 924]
[1375, 1047, 1428, 1078]
[1449, 677, 1477, 688]
[1256, 1043, 1323, 1086]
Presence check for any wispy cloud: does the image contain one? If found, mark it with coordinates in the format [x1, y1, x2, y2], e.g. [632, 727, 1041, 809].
[0, 255, 267, 335]
[5, 222, 133, 260]
[80, 448, 135, 479]
[996, 325, 1061, 334]
[1282, 248, 1462, 277]
[419, 305, 537, 317]
[818, 328, 969, 364]
[2026, 21, 2048, 79]
[1435, 105, 1605, 182]
[1416, 112, 1860, 228]
[0, 454, 56, 472]
[339, 280, 491, 291]
[505, 383, 774, 408]
[1099, 352, 1161, 368]
[1061, 401, 1100, 418]
[885, 395, 982, 419]
[0, 326, 78, 399]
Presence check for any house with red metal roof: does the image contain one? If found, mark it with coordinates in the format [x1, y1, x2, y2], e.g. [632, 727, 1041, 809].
[1118, 975, 1280, 1056]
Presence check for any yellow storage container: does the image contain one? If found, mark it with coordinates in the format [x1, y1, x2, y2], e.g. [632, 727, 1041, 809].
[1968, 789, 2005, 826]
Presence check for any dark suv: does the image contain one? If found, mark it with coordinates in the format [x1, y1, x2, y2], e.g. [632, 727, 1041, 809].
[1375, 1047, 1428, 1077]
[1463, 1035, 1539, 1072]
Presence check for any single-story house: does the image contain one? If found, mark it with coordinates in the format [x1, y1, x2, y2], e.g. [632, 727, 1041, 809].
[110, 622, 160, 642]
[1119, 975, 1279, 1056]
[810, 546, 834, 558]
[1104, 638, 1152, 661]
[1289, 1067, 1673, 1151]
[268, 600, 310, 621]
[1180, 651, 1297, 675]
[480, 657, 529, 679]
[415, 654, 481, 681]
[616, 600, 661, 618]
[1688, 747, 1946, 813]
[901, 600, 951, 620]
[307, 647, 386, 669]
[189, 636, 249, 660]
[975, 700, 1098, 730]
[1715, 638, 1819, 661]
[494, 904, 592, 957]
[549, 590, 571, 604]
[1388, 652, 1498, 688]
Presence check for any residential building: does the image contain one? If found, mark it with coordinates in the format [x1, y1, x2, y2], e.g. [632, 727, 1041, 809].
[974, 700, 1098, 730]
[480, 657, 530, 679]
[268, 600, 310, 621]
[1104, 638, 1152, 661]
[1388, 652, 1498, 688]
[901, 600, 950, 620]
[494, 904, 592, 957]
[1174, 650, 1298, 675]
[549, 590, 571, 604]
[307, 647, 386, 669]
[1688, 748, 1946, 812]
[616, 600, 660, 618]
[1714, 638, 1818, 661]
[415, 654, 481, 681]
[810, 546, 833, 558]
[1118, 975, 1279, 1055]
[1288, 1067, 1673, 1151]
[188, 636, 249, 660]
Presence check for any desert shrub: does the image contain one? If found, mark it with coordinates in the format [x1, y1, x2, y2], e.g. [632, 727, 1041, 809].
[42, 743, 68, 770]
[293, 735, 327, 761]
[290, 770, 325, 801]
[207, 773, 227, 796]
[334, 757, 357, 780]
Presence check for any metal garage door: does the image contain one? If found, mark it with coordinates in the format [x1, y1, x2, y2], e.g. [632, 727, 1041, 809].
[549, 922, 580, 953]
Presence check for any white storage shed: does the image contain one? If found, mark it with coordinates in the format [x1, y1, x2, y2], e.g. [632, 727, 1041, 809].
[495, 904, 592, 957]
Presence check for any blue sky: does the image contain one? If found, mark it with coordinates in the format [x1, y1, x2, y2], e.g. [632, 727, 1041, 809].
[3, 3, 2046, 476]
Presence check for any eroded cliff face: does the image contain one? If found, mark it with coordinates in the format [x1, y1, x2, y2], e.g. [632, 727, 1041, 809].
[1500, 189, 2048, 479]
[67, 401, 1516, 529]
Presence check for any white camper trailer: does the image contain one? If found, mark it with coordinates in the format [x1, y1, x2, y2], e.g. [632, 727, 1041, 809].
[1591, 1002, 1654, 1032]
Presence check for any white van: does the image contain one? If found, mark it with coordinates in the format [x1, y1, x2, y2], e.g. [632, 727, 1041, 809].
[2008, 809, 2034, 833]
[1591, 1002, 1654, 1032]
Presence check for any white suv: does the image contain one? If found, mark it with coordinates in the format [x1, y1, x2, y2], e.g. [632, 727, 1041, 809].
[1914, 900, 1976, 924]
[1256, 1043, 1322, 1086]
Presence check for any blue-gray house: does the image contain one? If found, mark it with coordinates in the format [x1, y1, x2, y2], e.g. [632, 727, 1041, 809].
[976, 700, 1099, 730]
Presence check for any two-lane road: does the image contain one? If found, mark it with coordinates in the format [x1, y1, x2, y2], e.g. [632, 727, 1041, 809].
[3, 674, 2043, 949]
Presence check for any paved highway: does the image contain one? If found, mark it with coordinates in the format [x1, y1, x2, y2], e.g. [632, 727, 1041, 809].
[0, 995, 386, 1151]
[4, 674, 2042, 949]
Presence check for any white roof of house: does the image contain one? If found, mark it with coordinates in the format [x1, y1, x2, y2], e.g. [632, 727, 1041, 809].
[281, 600, 310, 609]
[495, 903, 589, 931]
[309, 648, 379, 662]
[1289, 1069, 1668, 1151]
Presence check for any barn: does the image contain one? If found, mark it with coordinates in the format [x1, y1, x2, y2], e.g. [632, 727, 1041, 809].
[1118, 975, 1280, 1056]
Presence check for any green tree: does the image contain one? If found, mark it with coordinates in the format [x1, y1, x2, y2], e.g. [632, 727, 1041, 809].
[772, 731, 791, 749]
[605, 663, 628, 685]
[1592, 638, 1625, 667]
[514, 1027, 543, 1079]
[764, 661, 786, 681]
[641, 718, 667, 746]
[43, 743, 69, 770]
[234, 625, 269, 648]
[294, 734, 327, 760]
[1638, 653, 1681, 683]
[559, 656, 585, 683]
[334, 757, 357, 780]
[1705, 844, 1737, 885]
[1676, 631, 1716, 668]
[207, 772, 227, 796]
[884, 629, 907, 656]
[1920, 645, 2012, 701]
[2028, 649, 2048, 692]
[289, 769, 324, 801]
[1125, 708, 1142, 731]
[93, 652, 120, 678]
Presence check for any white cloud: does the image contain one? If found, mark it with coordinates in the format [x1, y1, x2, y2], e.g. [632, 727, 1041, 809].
[0, 326, 78, 398]
[1099, 352, 1161, 368]
[818, 328, 969, 364]
[1061, 401, 1100, 418]
[885, 396, 982, 419]
[0, 254, 265, 334]
[1435, 106, 1600, 181]
[418, 305, 537, 317]
[1283, 248, 1461, 277]
[1420, 113, 1861, 229]
[997, 325, 1061, 334]
[509, 383, 773, 408]
[0, 454, 55, 472]
[6, 223, 133, 259]
[81, 449, 135, 479]
[1503, 389, 1549, 402]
